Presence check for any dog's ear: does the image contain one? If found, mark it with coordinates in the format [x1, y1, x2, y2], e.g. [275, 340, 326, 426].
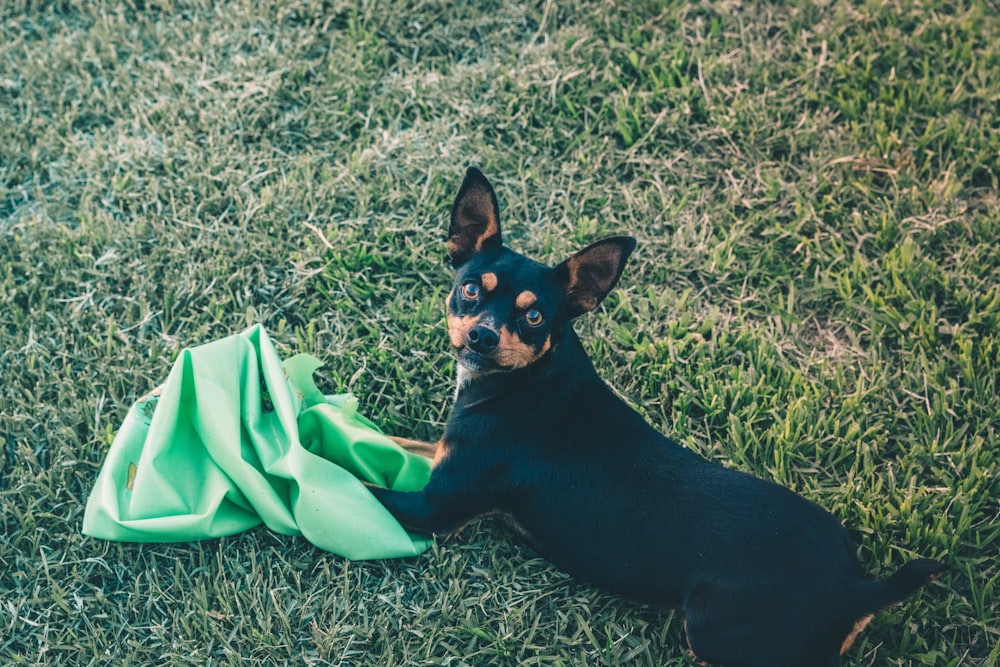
[447, 167, 501, 267]
[555, 236, 636, 319]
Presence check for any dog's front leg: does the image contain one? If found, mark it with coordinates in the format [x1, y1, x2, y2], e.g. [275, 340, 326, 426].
[387, 436, 439, 460]
[368, 476, 491, 536]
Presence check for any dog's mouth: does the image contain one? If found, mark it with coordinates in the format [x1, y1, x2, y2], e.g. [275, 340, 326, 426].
[455, 346, 501, 372]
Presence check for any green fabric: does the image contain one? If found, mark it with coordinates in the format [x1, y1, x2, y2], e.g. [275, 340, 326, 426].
[82, 325, 433, 560]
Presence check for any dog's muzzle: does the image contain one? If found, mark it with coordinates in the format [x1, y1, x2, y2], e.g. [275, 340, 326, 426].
[466, 324, 499, 355]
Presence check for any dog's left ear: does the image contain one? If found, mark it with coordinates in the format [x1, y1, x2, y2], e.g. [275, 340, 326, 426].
[447, 167, 502, 267]
[555, 236, 636, 319]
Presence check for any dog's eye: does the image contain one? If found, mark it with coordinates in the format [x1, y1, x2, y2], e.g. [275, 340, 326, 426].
[461, 282, 480, 300]
[524, 309, 544, 327]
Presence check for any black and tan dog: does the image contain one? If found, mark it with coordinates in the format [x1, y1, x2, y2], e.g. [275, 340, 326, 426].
[368, 167, 944, 667]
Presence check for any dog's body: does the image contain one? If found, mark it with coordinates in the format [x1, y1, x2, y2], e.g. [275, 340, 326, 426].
[368, 168, 944, 667]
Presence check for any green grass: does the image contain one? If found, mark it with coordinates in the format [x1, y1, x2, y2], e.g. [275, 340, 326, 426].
[1, 0, 998, 664]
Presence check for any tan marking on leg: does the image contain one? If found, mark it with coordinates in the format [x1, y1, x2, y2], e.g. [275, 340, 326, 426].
[431, 440, 450, 467]
[683, 620, 709, 666]
[388, 436, 450, 468]
[388, 436, 438, 459]
[480, 272, 497, 291]
[840, 614, 873, 655]
[515, 290, 537, 309]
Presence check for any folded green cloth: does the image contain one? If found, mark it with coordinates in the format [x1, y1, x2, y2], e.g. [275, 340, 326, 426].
[82, 325, 433, 560]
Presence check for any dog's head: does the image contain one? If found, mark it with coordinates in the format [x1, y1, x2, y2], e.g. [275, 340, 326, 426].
[444, 167, 635, 375]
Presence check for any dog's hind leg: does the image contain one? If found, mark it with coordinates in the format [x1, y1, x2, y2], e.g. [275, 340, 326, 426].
[682, 583, 812, 667]
[683, 584, 845, 667]
[682, 583, 755, 667]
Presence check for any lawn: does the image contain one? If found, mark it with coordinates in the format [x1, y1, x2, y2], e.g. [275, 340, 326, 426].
[1, 0, 998, 665]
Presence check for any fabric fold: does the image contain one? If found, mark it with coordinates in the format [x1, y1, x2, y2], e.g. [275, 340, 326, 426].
[82, 324, 433, 560]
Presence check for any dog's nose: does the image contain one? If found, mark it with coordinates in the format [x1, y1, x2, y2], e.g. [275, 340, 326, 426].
[466, 325, 499, 353]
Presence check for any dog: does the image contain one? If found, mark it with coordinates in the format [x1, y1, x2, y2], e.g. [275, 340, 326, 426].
[367, 167, 945, 667]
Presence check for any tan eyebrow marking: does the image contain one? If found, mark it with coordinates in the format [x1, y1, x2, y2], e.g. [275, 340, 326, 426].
[480, 272, 498, 291]
[515, 290, 537, 309]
